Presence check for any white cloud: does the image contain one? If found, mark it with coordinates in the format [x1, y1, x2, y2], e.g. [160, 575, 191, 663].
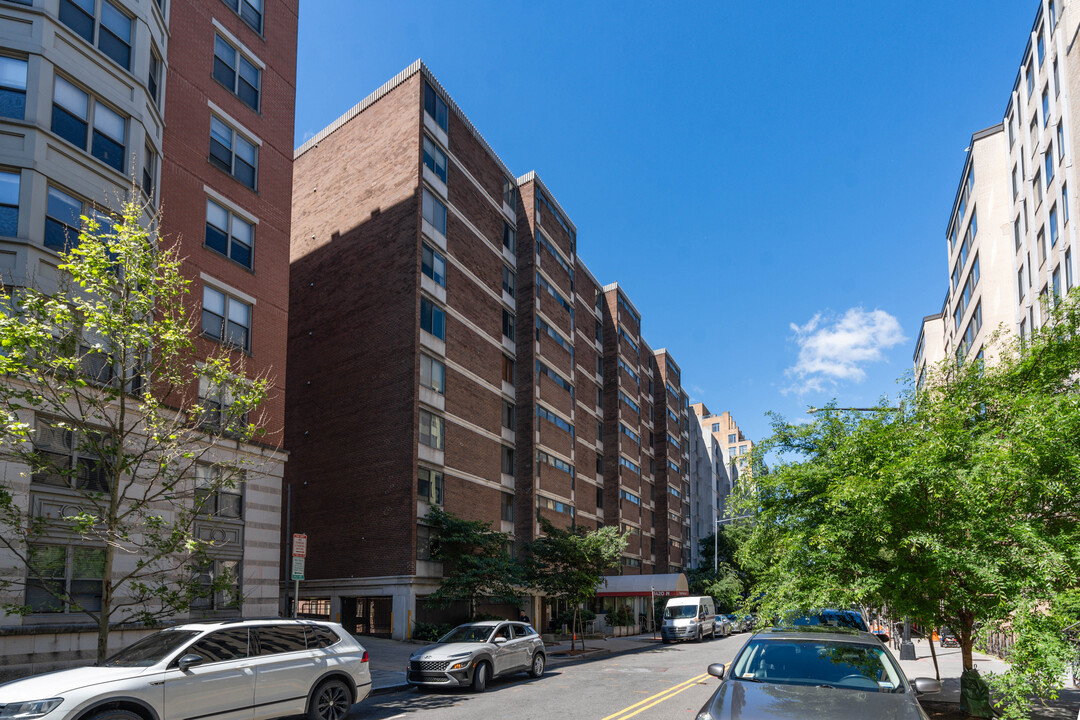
[783, 308, 905, 395]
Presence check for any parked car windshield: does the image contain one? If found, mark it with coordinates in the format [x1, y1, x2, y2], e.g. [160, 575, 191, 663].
[439, 625, 494, 643]
[102, 630, 201, 667]
[664, 605, 698, 619]
[730, 639, 905, 692]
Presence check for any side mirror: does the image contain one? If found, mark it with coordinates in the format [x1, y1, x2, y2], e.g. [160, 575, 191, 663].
[876, 633, 891, 644]
[707, 663, 726, 679]
[912, 677, 941, 694]
[177, 654, 204, 672]
[493, 636, 507, 645]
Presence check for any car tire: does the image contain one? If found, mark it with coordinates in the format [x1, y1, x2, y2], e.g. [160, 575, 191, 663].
[472, 660, 490, 692]
[529, 652, 545, 678]
[308, 678, 352, 720]
[88, 709, 143, 720]
[710, 624, 717, 640]
[696, 628, 703, 643]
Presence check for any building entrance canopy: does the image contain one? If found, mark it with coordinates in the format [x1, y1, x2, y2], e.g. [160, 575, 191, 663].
[596, 573, 688, 598]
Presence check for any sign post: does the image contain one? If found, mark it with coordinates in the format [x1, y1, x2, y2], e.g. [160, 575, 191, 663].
[291, 533, 306, 618]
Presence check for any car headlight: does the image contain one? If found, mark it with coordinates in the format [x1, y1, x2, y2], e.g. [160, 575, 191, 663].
[696, 713, 713, 720]
[449, 661, 469, 670]
[0, 699, 63, 719]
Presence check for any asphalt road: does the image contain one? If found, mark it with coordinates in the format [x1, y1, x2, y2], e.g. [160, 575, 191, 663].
[350, 632, 748, 720]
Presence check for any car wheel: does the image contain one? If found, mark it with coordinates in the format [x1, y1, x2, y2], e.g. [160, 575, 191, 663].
[711, 624, 717, 640]
[472, 660, 490, 692]
[696, 628, 703, 643]
[88, 710, 143, 720]
[308, 678, 352, 720]
[529, 652, 545, 678]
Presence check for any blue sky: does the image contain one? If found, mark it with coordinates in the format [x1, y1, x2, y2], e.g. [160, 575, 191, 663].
[294, 1, 1036, 443]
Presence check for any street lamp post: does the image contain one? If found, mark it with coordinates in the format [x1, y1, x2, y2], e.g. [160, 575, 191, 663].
[650, 586, 656, 639]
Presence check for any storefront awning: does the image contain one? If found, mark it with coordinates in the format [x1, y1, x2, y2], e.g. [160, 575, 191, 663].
[596, 573, 689, 598]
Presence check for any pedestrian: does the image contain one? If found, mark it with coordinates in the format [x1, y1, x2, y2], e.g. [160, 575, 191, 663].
[519, 608, 531, 625]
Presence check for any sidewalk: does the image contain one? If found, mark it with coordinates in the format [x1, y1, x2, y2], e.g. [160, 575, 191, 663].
[894, 638, 1080, 719]
[358, 631, 661, 694]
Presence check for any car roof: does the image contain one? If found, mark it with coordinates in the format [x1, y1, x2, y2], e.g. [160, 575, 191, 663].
[460, 620, 511, 627]
[752, 626, 882, 645]
[168, 618, 337, 632]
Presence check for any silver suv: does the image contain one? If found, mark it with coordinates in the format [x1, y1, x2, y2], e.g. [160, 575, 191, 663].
[407, 621, 545, 692]
[0, 619, 371, 720]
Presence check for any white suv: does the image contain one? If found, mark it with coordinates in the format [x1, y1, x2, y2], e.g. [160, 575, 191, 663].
[0, 619, 371, 720]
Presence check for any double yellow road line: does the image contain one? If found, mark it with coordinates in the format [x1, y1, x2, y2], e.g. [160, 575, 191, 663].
[601, 673, 709, 720]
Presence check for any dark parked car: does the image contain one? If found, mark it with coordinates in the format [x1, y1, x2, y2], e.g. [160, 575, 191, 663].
[695, 627, 940, 720]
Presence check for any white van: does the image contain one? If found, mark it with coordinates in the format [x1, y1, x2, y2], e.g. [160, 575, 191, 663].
[660, 596, 717, 643]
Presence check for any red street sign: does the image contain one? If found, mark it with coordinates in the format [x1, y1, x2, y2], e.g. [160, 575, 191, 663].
[292, 533, 307, 558]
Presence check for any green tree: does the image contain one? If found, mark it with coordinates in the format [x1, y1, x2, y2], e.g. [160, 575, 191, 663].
[733, 295, 1080, 718]
[424, 506, 522, 617]
[524, 517, 625, 650]
[0, 197, 270, 661]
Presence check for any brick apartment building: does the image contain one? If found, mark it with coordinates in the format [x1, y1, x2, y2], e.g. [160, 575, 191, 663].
[0, 0, 296, 676]
[287, 61, 692, 639]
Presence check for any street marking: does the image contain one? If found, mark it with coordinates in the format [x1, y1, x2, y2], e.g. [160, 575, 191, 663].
[601, 674, 708, 720]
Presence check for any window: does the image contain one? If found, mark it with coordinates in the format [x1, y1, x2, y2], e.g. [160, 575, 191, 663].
[537, 405, 572, 434]
[1064, 183, 1070, 224]
[1038, 31, 1045, 67]
[143, 142, 157, 201]
[502, 399, 515, 429]
[957, 302, 983, 362]
[596, 386, 603, 409]
[421, 243, 446, 287]
[537, 317, 572, 354]
[419, 409, 444, 450]
[1027, 62, 1035, 97]
[1014, 216, 1022, 251]
[1038, 228, 1047, 266]
[502, 178, 517, 208]
[423, 81, 448, 132]
[1008, 112, 1016, 147]
[420, 353, 444, 394]
[189, 560, 240, 611]
[1031, 116, 1038, 151]
[26, 544, 104, 613]
[597, 419, 604, 441]
[0, 170, 18, 237]
[422, 188, 447, 236]
[594, 319, 602, 343]
[537, 449, 573, 476]
[422, 135, 447, 184]
[198, 374, 248, 431]
[501, 309, 515, 341]
[502, 445, 514, 474]
[52, 76, 126, 173]
[1055, 59, 1061, 98]
[538, 495, 574, 516]
[1043, 89, 1050, 127]
[202, 285, 251, 350]
[418, 467, 443, 505]
[502, 266, 515, 298]
[620, 422, 639, 445]
[148, 49, 161, 105]
[1012, 164, 1019, 198]
[536, 272, 573, 316]
[502, 221, 516, 252]
[205, 199, 253, 268]
[536, 360, 573, 395]
[619, 489, 640, 506]
[221, 0, 263, 34]
[502, 493, 514, 522]
[619, 456, 641, 475]
[1018, 266, 1026, 302]
[501, 354, 514, 383]
[1046, 147, 1054, 183]
[213, 35, 260, 111]
[209, 115, 257, 189]
[32, 418, 109, 492]
[195, 464, 242, 519]
[1035, 170, 1043, 206]
[1066, 248, 1074, 291]
[1051, 0, 1057, 27]
[1053, 266, 1062, 301]
[416, 524, 434, 561]
[619, 390, 639, 414]
[59, 0, 132, 70]
[420, 296, 445, 340]
[254, 625, 308, 655]
[1051, 205, 1059, 246]
[0, 56, 27, 120]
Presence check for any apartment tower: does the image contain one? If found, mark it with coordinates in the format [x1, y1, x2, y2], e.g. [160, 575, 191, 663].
[0, 0, 296, 675]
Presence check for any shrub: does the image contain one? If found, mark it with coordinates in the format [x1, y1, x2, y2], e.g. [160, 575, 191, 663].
[412, 622, 454, 642]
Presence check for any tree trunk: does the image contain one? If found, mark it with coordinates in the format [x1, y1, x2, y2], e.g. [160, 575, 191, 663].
[97, 542, 115, 663]
[571, 607, 578, 652]
[959, 613, 976, 671]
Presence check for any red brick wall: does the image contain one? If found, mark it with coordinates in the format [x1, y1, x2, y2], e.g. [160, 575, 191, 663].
[286, 74, 422, 580]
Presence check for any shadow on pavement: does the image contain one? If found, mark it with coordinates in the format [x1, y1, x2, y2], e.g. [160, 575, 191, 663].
[352, 670, 569, 717]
